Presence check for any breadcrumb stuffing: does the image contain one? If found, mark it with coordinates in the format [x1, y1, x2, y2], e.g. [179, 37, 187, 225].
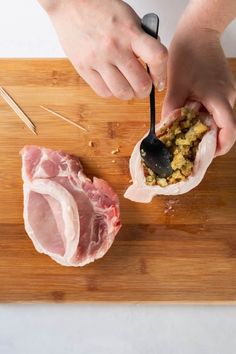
[111, 148, 120, 155]
[143, 107, 208, 187]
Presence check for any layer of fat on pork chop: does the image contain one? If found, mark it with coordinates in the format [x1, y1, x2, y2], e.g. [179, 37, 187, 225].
[21, 145, 121, 266]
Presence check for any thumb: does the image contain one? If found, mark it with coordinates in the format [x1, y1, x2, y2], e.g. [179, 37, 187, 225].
[161, 83, 188, 120]
[202, 95, 236, 156]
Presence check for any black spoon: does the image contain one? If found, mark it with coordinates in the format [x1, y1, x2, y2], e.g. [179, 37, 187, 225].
[140, 13, 173, 178]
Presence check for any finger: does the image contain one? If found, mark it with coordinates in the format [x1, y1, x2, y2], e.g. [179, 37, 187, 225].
[161, 83, 189, 120]
[79, 69, 112, 98]
[202, 95, 236, 156]
[100, 64, 134, 100]
[117, 54, 152, 98]
[131, 33, 168, 90]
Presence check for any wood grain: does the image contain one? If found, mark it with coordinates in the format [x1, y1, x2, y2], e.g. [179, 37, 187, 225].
[0, 59, 236, 303]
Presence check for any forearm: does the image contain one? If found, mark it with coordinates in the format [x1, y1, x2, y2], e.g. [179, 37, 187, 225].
[37, 0, 68, 14]
[178, 0, 236, 34]
[37, 0, 57, 13]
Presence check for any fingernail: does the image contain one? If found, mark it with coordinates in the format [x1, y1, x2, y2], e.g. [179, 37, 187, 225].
[156, 79, 166, 92]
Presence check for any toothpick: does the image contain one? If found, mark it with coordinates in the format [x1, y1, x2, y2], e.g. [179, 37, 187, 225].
[0, 86, 37, 135]
[40, 105, 88, 132]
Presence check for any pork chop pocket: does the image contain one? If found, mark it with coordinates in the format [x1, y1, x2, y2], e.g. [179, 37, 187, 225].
[143, 107, 209, 187]
[124, 102, 217, 203]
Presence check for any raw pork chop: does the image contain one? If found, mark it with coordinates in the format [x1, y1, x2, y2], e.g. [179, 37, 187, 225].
[21, 145, 121, 266]
[124, 102, 218, 203]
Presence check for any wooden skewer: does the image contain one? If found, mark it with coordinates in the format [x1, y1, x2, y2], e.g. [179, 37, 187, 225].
[40, 105, 88, 132]
[0, 86, 37, 135]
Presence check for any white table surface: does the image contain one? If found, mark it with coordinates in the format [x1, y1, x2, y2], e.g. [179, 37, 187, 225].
[0, 305, 236, 354]
[0, 1, 236, 353]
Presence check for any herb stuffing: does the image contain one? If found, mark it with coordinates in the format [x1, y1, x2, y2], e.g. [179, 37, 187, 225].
[143, 107, 208, 186]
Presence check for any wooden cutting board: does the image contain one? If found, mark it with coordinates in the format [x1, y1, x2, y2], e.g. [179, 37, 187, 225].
[0, 59, 236, 303]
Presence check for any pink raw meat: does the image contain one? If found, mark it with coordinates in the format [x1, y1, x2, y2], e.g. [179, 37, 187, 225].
[21, 145, 121, 266]
[124, 102, 218, 203]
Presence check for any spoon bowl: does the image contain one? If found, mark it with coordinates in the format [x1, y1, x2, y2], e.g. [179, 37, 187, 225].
[140, 133, 173, 178]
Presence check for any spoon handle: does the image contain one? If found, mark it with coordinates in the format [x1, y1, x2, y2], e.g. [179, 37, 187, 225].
[141, 14, 159, 136]
[148, 69, 156, 136]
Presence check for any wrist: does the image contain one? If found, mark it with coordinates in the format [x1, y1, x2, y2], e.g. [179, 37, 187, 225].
[175, 7, 221, 43]
[177, 0, 236, 35]
[175, 19, 220, 44]
[171, 18, 221, 60]
[37, 0, 75, 15]
[37, 0, 60, 14]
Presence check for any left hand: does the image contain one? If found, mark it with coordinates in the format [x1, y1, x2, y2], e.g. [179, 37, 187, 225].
[162, 26, 236, 156]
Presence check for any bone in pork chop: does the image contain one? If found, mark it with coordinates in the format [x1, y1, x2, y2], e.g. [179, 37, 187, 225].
[21, 145, 121, 266]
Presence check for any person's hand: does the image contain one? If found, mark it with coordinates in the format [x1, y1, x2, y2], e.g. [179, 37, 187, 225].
[162, 26, 236, 156]
[39, 0, 167, 100]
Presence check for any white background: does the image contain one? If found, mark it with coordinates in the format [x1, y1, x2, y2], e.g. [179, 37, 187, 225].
[0, 0, 235, 56]
[0, 1, 236, 353]
[1, 305, 236, 354]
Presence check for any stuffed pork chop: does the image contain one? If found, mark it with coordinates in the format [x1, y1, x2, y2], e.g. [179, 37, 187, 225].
[124, 102, 217, 203]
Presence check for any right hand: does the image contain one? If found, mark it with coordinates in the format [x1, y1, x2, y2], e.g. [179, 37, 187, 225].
[40, 0, 167, 99]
